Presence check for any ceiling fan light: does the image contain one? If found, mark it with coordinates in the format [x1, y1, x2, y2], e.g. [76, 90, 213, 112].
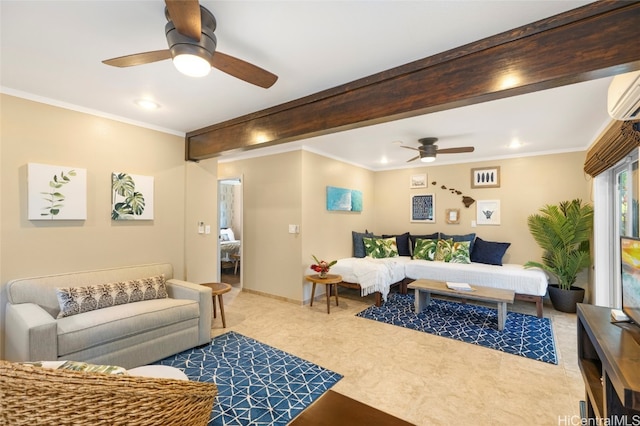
[173, 53, 211, 77]
[420, 155, 436, 163]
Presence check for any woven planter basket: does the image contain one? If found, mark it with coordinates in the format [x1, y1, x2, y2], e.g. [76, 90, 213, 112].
[0, 360, 217, 426]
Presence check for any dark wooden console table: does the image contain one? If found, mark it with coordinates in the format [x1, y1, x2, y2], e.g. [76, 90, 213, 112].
[577, 304, 640, 423]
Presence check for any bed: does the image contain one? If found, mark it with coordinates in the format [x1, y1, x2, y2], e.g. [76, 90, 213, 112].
[220, 228, 240, 264]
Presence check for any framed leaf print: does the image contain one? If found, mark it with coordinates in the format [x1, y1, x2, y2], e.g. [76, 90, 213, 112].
[28, 163, 87, 220]
[111, 172, 154, 220]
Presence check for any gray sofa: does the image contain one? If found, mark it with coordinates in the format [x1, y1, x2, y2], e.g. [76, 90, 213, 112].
[4, 263, 212, 369]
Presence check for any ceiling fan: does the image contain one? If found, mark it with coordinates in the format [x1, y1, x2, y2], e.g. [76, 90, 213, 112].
[102, 0, 278, 88]
[401, 137, 474, 163]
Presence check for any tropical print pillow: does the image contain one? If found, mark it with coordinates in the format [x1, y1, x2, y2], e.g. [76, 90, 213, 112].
[449, 241, 471, 264]
[435, 239, 454, 262]
[362, 237, 399, 258]
[413, 238, 438, 261]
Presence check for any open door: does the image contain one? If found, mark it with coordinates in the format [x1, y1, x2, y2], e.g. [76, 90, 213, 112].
[218, 177, 242, 288]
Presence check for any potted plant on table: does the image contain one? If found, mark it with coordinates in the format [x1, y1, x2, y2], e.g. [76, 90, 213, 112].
[310, 255, 337, 279]
[525, 198, 594, 313]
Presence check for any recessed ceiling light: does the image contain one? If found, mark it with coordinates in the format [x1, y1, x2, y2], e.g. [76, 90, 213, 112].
[509, 139, 523, 149]
[134, 99, 160, 110]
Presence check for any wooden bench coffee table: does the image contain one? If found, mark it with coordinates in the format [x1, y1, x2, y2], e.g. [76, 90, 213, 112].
[407, 279, 515, 331]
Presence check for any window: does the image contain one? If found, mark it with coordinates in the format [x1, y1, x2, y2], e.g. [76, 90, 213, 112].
[612, 151, 639, 307]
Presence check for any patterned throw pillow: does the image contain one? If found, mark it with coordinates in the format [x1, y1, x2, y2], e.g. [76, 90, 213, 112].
[57, 361, 129, 375]
[19, 361, 128, 375]
[363, 237, 399, 258]
[55, 274, 168, 318]
[413, 238, 438, 261]
[435, 239, 454, 262]
[449, 241, 471, 264]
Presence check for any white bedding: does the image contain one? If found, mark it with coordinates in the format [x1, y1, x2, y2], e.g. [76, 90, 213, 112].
[404, 260, 548, 296]
[330, 257, 412, 302]
[220, 240, 240, 261]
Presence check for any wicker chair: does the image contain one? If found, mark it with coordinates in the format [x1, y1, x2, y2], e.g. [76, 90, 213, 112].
[0, 360, 217, 426]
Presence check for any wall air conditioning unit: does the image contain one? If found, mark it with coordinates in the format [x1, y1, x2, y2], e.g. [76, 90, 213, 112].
[608, 70, 640, 121]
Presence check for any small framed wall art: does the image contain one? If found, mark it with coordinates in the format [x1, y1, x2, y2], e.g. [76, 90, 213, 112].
[476, 199, 501, 225]
[28, 163, 87, 220]
[410, 194, 435, 223]
[111, 172, 154, 220]
[409, 174, 427, 189]
[326, 186, 363, 212]
[471, 166, 500, 188]
[445, 208, 460, 224]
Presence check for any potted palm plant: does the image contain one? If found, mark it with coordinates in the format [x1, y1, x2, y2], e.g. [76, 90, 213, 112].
[525, 199, 594, 313]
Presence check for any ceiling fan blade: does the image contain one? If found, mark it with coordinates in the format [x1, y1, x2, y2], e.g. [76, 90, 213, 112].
[406, 155, 420, 162]
[437, 147, 475, 154]
[102, 50, 172, 67]
[165, 0, 201, 40]
[400, 145, 420, 151]
[210, 51, 278, 88]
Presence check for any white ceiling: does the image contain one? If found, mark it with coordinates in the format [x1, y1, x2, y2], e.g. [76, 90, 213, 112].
[1, 0, 613, 171]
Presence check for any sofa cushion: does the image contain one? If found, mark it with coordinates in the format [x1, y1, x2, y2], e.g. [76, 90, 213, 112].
[56, 298, 199, 357]
[470, 237, 511, 266]
[441, 233, 477, 253]
[55, 275, 168, 318]
[382, 232, 411, 257]
[409, 233, 439, 255]
[450, 241, 471, 264]
[435, 239, 454, 262]
[6, 263, 175, 319]
[413, 238, 438, 261]
[20, 360, 128, 375]
[363, 237, 399, 258]
[352, 231, 374, 258]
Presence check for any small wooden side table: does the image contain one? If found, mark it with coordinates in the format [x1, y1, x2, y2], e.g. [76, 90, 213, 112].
[230, 253, 241, 275]
[305, 274, 342, 314]
[201, 282, 232, 327]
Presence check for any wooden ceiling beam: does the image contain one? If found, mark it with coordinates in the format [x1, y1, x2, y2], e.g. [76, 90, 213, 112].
[185, 1, 640, 161]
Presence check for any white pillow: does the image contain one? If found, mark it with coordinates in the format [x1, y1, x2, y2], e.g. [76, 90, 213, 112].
[221, 228, 235, 241]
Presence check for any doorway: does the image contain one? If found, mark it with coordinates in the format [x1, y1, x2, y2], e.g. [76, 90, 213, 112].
[218, 177, 242, 288]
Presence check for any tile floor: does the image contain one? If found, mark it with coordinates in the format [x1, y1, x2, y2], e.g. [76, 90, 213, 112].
[210, 285, 584, 426]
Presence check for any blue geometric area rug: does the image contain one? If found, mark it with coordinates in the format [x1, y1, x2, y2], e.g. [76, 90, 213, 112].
[155, 331, 342, 425]
[357, 293, 557, 364]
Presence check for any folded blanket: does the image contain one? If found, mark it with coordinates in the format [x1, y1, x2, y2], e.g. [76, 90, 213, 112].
[349, 257, 400, 301]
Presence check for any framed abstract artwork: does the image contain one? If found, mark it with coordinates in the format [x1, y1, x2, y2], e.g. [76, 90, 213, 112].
[326, 186, 363, 212]
[28, 163, 87, 220]
[410, 194, 435, 223]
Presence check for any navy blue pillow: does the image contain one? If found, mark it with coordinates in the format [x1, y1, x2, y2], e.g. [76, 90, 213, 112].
[352, 231, 373, 258]
[470, 237, 510, 266]
[409, 233, 439, 254]
[441, 233, 477, 253]
[382, 232, 411, 257]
